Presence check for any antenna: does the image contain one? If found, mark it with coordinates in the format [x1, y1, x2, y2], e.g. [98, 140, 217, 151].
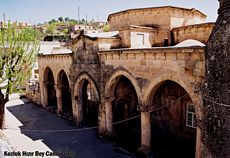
[78, 5, 80, 21]
[3, 13, 6, 23]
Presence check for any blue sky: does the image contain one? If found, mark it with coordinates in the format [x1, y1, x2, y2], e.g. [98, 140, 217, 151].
[0, 0, 219, 24]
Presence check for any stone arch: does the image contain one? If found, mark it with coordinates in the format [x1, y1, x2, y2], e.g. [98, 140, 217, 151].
[73, 72, 101, 126]
[74, 72, 101, 101]
[43, 67, 57, 109]
[57, 69, 70, 86]
[56, 69, 72, 118]
[143, 73, 202, 158]
[104, 69, 142, 152]
[144, 74, 202, 118]
[43, 67, 52, 81]
[104, 68, 142, 104]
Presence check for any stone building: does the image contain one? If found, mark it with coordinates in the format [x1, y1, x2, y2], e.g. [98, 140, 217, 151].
[36, 6, 216, 158]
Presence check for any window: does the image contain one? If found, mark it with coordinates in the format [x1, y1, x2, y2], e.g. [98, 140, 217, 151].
[186, 104, 197, 128]
[137, 34, 145, 46]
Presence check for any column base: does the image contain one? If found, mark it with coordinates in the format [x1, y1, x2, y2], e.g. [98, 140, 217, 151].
[136, 146, 152, 158]
[104, 130, 116, 142]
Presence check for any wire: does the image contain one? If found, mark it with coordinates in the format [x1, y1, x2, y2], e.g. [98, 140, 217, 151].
[182, 80, 230, 108]
[201, 96, 230, 107]
[5, 93, 189, 133]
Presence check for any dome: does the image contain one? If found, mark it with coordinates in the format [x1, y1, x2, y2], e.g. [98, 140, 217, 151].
[174, 39, 205, 47]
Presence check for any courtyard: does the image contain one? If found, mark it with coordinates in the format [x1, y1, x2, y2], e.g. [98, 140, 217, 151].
[3, 95, 133, 158]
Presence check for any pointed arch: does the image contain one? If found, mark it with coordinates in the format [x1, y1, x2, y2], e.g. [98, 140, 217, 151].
[144, 73, 202, 118]
[73, 72, 101, 126]
[104, 68, 142, 104]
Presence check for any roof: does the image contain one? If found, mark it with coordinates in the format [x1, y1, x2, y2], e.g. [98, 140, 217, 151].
[172, 22, 215, 31]
[39, 42, 61, 55]
[51, 48, 72, 54]
[174, 39, 205, 47]
[69, 30, 119, 45]
[85, 31, 119, 38]
[98, 46, 204, 53]
[108, 6, 206, 21]
[129, 25, 157, 30]
[39, 41, 72, 55]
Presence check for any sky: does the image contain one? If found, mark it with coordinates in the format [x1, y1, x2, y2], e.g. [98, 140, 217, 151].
[0, 0, 219, 24]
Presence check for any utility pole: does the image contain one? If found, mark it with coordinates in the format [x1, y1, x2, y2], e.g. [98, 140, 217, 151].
[92, 16, 94, 23]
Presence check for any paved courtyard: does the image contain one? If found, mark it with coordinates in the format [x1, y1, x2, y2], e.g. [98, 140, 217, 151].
[3, 96, 134, 158]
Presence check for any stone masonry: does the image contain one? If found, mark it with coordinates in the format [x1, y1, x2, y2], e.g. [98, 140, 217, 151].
[201, 0, 230, 157]
[36, 6, 219, 158]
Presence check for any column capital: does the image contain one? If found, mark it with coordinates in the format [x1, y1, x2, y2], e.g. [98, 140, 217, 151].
[104, 96, 115, 102]
[137, 105, 148, 112]
[69, 82, 74, 89]
[42, 81, 49, 84]
[55, 84, 63, 89]
[42, 81, 49, 88]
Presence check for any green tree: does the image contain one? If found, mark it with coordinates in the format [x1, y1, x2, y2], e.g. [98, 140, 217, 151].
[49, 19, 57, 24]
[58, 17, 64, 22]
[62, 28, 69, 34]
[79, 19, 85, 24]
[69, 19, 78, 26]
[0, 22, 39, 129]
[46, 23, 56, 35]
[65, 17, 70, 23]
[103, 24, 110, 32]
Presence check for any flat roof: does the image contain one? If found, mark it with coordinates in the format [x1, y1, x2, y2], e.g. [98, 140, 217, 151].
[99, 45, 204, 53]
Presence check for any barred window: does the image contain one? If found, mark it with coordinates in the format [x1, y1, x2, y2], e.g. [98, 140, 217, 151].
[186, 104, 197, 128]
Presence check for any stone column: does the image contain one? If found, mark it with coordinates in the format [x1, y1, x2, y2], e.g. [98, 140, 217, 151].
[105, 96, 115, 135]
[69, 83, 75, 117]
[73, 96, 83, 126]
[195, 127, 202, 158]
[139, 112, 151, 154]
[98, 103, 106, 135]
[42, 81, 48, 107]
[55, 84, 63, 114]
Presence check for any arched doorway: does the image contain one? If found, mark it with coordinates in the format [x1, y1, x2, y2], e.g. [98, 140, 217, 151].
[45, 68, 57, 110]
[149, 80, 196, 158]
[58, 70, 72, 118]
[112, 76, 141, 153]
[80, 79, 99, 126]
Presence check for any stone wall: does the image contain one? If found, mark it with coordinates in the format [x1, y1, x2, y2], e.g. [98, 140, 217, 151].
[98, 46, 204, 157]
[172, 23, 214, 45]
[25, 81, 40, 105]
[119, 27, 156, 48]
[38, 54, 72, 107]
[69, 37, 102, 124]
[201, 0, 230, 157]
[108, 6, 206, 46]
[108, 6, 206, 31]
[99, 47, 205, 87]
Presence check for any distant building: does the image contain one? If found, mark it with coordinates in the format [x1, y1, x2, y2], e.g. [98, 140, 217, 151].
[91, 21, 107, 28]
[0, 21, 31, 29]
[69, 24, 99, 34]
[57, 24, 69, 32]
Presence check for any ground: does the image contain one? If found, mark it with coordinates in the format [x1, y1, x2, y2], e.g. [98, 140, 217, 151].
[2, 95, 134, 158]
